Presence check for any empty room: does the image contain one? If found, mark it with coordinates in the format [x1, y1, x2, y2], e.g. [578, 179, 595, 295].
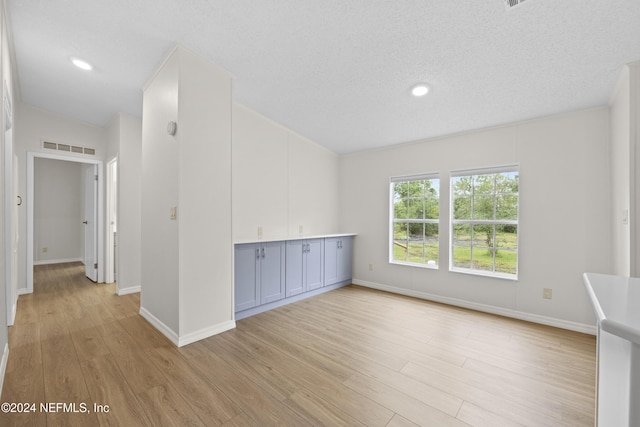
[0, 0, 639, 426]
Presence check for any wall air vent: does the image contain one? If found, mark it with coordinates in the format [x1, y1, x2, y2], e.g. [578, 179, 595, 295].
[42, 141, 96, 155]
[505, 0, 528, 9]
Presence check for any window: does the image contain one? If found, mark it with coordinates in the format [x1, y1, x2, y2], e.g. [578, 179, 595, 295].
[450, 166, 519, 279]
[390, 174, 439, 268]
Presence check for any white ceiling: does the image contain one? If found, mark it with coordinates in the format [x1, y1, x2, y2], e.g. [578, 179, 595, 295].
[7, 0, 640, 154]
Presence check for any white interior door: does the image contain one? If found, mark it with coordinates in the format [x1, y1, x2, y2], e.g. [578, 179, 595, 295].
[84, 164, 98, 282]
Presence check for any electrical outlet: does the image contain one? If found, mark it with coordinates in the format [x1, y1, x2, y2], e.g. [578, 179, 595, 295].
[299, 225, 304, 235]
[369, 263, 374, 271]
[42, 247, 48, 253]
[258, 226, 263, 237]
[169, 206, 177, 220]
[543, 288, 552, 300]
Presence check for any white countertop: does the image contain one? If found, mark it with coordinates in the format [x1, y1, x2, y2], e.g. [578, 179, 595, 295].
[234, 233, 356, 245]
[583, 272, 640, 345]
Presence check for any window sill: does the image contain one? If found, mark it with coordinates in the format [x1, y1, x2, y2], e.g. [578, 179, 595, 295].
[390, 260, 439, 270]
[449, 267, 518, 281]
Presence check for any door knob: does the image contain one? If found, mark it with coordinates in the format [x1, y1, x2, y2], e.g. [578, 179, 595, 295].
[82, 220, 88, 224]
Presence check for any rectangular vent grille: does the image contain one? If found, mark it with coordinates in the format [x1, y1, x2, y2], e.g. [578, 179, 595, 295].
[505, 0, 528, 9]
[42, 141, 96, 155]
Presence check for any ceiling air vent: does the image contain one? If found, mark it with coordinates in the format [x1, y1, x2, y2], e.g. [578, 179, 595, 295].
[505, 0, 528, 9]
[42, 141, 96, 155]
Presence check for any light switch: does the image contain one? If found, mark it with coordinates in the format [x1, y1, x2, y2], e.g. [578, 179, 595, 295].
[170, 206, 177, 220]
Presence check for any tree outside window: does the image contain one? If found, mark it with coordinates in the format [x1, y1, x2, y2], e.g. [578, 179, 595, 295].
[451, 167, 519, 278]
[390, 175, 439, 267]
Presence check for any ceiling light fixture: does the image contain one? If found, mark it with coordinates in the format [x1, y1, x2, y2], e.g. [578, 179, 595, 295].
[411, 83, 429, 97]
[71, 57, 93, 71]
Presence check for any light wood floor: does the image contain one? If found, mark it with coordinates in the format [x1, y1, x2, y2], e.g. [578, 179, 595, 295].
[1, 262, 596, 426]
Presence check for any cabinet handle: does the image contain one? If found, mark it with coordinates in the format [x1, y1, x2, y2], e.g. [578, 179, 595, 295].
[307, 243, 310, 253]
[261, 248, 265, 259]
[256, 248, 260, 259]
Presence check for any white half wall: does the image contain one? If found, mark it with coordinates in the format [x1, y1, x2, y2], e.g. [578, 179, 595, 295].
[340, 107, 610, 330]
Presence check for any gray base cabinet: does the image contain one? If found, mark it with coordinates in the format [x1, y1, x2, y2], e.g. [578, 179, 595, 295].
[234, 241, 285, 312]
[285, 239, 324, 297]
[235, 235, 353, 318]
[324, 236, 353, 286]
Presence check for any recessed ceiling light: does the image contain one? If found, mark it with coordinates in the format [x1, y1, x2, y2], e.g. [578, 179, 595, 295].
[411, 83, 429, 97]
[71, 57, 93, 71]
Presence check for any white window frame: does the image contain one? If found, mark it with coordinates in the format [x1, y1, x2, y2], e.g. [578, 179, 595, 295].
[389, 173, 440, 269]
[449, 165, 519, 280]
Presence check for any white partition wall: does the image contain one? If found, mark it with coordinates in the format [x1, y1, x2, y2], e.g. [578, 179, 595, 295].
[140, 46, 234, 346]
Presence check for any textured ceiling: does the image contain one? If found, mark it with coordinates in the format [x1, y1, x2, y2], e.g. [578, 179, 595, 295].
[7, 0, 640, 154]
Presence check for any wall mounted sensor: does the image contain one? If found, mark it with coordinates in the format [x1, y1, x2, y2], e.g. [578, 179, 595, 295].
[167, 121, 177, 136]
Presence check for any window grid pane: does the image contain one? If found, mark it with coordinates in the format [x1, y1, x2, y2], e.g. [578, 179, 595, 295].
[390, 176, 439, 267]
[450, 167, 518, 278]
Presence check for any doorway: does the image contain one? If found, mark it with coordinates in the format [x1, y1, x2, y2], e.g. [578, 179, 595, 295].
[26, 152, 104, 293]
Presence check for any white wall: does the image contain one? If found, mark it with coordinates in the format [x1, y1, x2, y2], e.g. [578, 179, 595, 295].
[340, 107, 610, 331]
[0, 0, 17, 392]
[14, 103, 106, 292]
[33, 158, 82, 264]
[610, 67, 631, 276]
[633, 64, 640, 276]
[141, 46, 233, 345]
[141, 50, 180, 335]
[232, 103, 340, 241]
[105, 113, 142, 293]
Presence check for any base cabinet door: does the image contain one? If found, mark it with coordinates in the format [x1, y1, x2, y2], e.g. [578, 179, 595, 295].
[259, 241, 285, 304]
[337, 236, 353, 283]
[235, 241, 285, 312]
[285, 240, 305, 297]
[305, 239, 324, 291]
[324, 236, 353, 286]
[234, 243, 259, 312]
[286, 239, 325, 296]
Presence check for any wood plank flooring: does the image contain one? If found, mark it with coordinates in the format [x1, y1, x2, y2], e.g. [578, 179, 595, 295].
[0, 262, 596, 426]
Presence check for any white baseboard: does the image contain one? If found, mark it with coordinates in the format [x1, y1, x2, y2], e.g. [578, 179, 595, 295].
[139, 307, 235, 347]
[352, 278, 597, 335]
[0, 343, 8, 397]
[117, 285, 141, 296]
[34, 257, 82, 266]
[17, 288, 31, 296]
[177, 320, 236, 347]
[139, 307, 179, 346]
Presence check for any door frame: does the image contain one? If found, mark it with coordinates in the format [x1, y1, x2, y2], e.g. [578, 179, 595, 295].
[105, 157, 117, 284]
[26, 151, 104, 293]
